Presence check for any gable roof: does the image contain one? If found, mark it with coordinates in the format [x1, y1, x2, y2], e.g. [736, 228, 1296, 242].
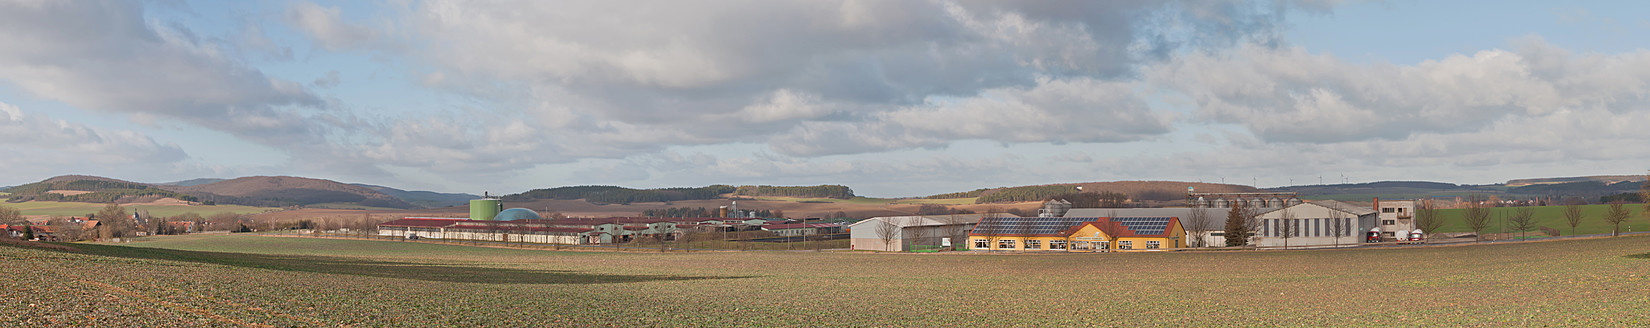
[1311, 200, 1377, 216]
[968, 217, 1094, 237]
[1067, 217, 1182, 238]
[1256, 200, 1376, 217]
[969, 216, 1183, 238]
[379, 218, 466, 228]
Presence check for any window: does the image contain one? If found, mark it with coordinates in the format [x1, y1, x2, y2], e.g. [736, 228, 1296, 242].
[1097, 241, 1110, 250]
[1119, 240, 1133, 250]
[974, 239, 989, 249]
[1073, 241, 1089, 250]
[1024, 239, 1042, 250]
[1382, 207, 1396, 213]
[998, 239, 1016, 249]
[1397, 208, 1406, 213]
[1049, 240, 1067, 250]
[1382, 220, 1396, 225]
[1146, 240, 1160, 249]
[1211, 232, 1224, 236]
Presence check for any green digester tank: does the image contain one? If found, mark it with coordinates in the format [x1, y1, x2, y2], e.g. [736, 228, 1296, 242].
[470, 198, 503, 221]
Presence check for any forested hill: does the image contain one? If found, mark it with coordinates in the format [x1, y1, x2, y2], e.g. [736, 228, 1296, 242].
[504, 185, 736, 204]
[4, 175, 199, 203]
[174, 176, 417, 209]
[731, 185, 855, 199]
[928, 181, 1259, 204]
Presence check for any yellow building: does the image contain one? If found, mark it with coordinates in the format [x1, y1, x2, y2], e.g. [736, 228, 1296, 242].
[968, 217, 1185, 252]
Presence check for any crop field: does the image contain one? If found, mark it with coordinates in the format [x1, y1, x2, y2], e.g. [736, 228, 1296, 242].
[4, 234, 1649, 326]
[1432, 204, 1650, 236]
[3, 201, 278, 218]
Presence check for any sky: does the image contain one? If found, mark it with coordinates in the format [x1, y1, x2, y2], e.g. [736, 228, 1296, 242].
[3, 0, 1650, 197]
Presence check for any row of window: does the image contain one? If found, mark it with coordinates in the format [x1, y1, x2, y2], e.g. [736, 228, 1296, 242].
[1263, 218, 1354, 238]
[970, 239, 1160, 250]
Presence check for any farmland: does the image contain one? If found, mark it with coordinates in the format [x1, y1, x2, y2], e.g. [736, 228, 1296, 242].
[1432, 204, 1649, 236]
[4, 201, 279, 218]
[4, 234, 1649, 326]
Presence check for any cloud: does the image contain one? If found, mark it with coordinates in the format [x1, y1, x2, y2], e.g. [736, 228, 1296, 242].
[313, 70, 341, 88]
[1148, 38, 1650, 144]
[0, 102, 187, 173]
[287, 1, 384, 51]
[0, 1, 329, 143]
[376, 0, 1308, 165]
[770, 77, 1174, 156]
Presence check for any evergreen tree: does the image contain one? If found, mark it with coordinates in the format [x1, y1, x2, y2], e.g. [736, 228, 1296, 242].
[1224, 204, 1250, 247]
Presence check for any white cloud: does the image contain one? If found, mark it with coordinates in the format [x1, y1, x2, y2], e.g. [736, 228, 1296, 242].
[370, 0, 1303, 166]
[1148, 38, 1650, 144]
[0, 1, 328, 145]
[287, 2, 384, 51]
[770, 77, 1174, 156]
[0, 102, 187, 174]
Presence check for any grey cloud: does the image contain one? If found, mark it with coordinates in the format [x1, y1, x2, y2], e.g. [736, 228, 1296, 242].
[1148, 39, 1650, 143]
[0, 1, 328, 144]
[769, 78, 1174, 156]
[0, 102, 187, 168]
[390, 0, 1304, 163]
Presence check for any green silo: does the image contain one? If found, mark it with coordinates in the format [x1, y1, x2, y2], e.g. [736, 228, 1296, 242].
[470, 198, 503, 221]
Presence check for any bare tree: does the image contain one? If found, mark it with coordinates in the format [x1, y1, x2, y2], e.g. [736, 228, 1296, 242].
[906, 217, 930, 252]
[0, 206, 22, 239]
[1413, 199, 1445, 239]
[1183, 208, 1213, 248]
[1563, 201, 1585, 237]
[49, 218, 86, 242]
[95, 203, 132, 240]
[1276, 208, 1296, 250]
[874, 217, 899, 251]
[982, 207, 1005, 252]
[1330, 208, 1347, 248]
[941, 213, 970, 251]
[1507, 207, 1538, 240]
[1462, 194, 1493, 242]
[1605, 201, 1632, 237]
[656, 223, 676, 252]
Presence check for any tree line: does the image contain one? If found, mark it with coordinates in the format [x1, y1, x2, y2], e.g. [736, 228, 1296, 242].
[974, 185, 1084, 203]
[504, 185, 737, 204]
[731, 185, 855, 199]
[923, 189, 988, 199]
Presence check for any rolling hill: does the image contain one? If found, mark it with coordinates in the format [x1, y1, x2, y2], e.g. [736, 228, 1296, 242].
[3, 175, 199, 203]
[351, 184, 477, 208]
[926, 181, 1262, 204]
[1505, 175, 1646, 187]
[156, 178, 227, 187]
[173, 176, 417, 209]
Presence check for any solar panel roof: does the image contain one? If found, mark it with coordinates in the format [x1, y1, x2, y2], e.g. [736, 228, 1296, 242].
[969, 216, 1177, 237]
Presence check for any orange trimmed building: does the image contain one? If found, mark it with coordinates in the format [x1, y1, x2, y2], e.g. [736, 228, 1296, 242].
[968, 217, 1185, 252]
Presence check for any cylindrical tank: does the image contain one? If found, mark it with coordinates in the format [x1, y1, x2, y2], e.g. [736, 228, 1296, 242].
[470, 199, 503, 221]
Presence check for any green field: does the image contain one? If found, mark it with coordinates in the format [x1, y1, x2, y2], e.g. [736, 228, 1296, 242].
[2, 201, 277, 218]
[1432, 204, 1650, 236]
[4, 234, 1649, 326]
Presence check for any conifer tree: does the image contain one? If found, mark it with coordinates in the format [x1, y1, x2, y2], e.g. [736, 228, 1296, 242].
[1224, 204, 1249, 246]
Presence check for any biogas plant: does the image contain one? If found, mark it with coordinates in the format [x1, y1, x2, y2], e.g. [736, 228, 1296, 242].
[376, 194, 832, 245]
